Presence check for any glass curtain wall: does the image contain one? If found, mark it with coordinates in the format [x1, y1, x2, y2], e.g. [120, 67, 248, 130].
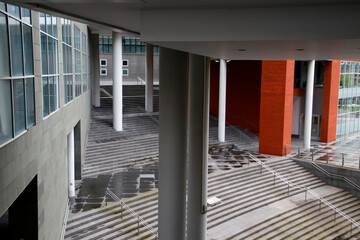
[40, 12, 59, 117]
[99, 36, 160, 54]
[0, 3, 35, 145]
[62, 18, 73, 104]
[81, 32, 88, 92]
[74, 25, 82, 97]
[337, 61, 360, 137]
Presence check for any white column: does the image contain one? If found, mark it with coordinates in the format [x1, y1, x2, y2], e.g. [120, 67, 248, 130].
[145, 43, 154, 112]
[91, 34, 100, 107]
[218, 59, 227, 142]
[67, 129, 75, 198]
[187, 54, 209, 240]
[113, 32, 123, 131]
[304, 60, 315, 149]
[158, 47, 188, 240]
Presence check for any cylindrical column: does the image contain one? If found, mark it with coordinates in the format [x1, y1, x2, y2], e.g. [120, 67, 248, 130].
[91, 34, 100, 107]
[113, 32, 123, 131]
[304, 60, 315, 149]
[158, 47, 188, 240]
[218, 59, 227, 142]
[145, 43, 154, 112]
[187, 54, 209, 240]
[67, 129, 75, 198]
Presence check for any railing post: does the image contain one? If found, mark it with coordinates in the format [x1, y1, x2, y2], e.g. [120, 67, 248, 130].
[121, 204, 123, 219]
[298, 148, 301, 159]
[285, 145, 287, 157]
[351, 223, 353, 233]
[248, 158, 250, 166]
[326, 153, 329, 164]
[274, 174, 276, 185]
[342, 153, 345, 167]
[334, 211, 336, 222]
[319, 200, 321, 210]
[260, 164, 263, 174]
[305, 188, 307, 202]
[138, 216, 140, 235]
[312, 151, 314, 161]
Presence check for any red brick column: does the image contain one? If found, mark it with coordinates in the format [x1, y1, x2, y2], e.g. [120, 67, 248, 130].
[321, 60, 341, 143]
[259, 60, 295, 156]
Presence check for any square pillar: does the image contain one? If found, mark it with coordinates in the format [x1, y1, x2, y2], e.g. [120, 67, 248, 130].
[259, 60, 295, 156]
[158, 47, 188, 240]
[321, 60, 341, 142]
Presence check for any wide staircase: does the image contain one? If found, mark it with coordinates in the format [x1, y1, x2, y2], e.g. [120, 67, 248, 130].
[65, 158, 360, 240]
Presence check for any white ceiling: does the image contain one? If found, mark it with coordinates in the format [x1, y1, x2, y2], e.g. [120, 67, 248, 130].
[10, 0, 360, 60]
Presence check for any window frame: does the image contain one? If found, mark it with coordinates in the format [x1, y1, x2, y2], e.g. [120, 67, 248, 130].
[0, 4, 35, 147]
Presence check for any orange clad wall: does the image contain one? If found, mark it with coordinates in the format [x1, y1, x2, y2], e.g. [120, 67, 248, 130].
[321, 60, 341, 143]
[259, 60, 295, 156]
[209, 60, 262, 135]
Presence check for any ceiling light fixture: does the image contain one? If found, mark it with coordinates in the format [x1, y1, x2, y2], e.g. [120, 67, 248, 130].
[296, 48, 305, 51]
[238, 49, 246, 52]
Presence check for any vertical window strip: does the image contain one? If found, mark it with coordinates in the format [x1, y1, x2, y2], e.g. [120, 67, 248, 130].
[337, 61, 360, 138]
[40, 12, 59, 117]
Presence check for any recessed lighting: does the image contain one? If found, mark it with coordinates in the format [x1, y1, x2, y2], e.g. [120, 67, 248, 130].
[226, 59, 231, 63]
[296, 48, 305, 51]
[238, 49, 246, 52]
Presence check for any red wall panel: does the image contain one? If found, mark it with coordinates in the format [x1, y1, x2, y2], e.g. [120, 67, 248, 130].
[321, 60, 341, 143]
[259, 60, 295, 156]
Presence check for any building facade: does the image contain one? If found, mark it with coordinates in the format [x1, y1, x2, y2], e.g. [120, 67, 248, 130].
[0, 3, 91, 239]
[98, 35, 159, 85]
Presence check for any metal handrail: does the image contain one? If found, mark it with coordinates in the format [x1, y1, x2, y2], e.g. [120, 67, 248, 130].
[106, 189, 158, 238]
[100, 88, 113, 98]
[296, 146, 360, 169]
[308, 161, 360, 191]
[249, 154, 360, 230]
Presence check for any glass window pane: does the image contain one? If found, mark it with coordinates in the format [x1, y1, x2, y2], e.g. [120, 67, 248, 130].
[49, 76, 55, 112]
[0, 80, 13, 145]
[41, 33, 48, 74]
[0, 3, 5, 11]
[40, 13, 46, 32]
[48, 37, 54, 74]
[75, 50, 81, 73]
[21, 8, 31, 24]
[0, 12, 10, 77]
[23, 24, 34, 75]
[9, 18, 24, 76]
[26, 78, 35, 127]
[54, 39, 58, 74]
[52, 16, 57, 38]
[13, 79, 26, 135]
[42, 77, 49, 117]
[46, 14, 52, 35]
[54, 76, 59, 110]
[7, 4, 20, 18]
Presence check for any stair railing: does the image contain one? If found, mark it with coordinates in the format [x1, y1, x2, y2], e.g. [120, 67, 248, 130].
[100, 88, 113, 98]
[307, 161, 360, 191]
[296, 147, 360, 170]
[106, 188, 158, 239]
[249, 154, 360, 231]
